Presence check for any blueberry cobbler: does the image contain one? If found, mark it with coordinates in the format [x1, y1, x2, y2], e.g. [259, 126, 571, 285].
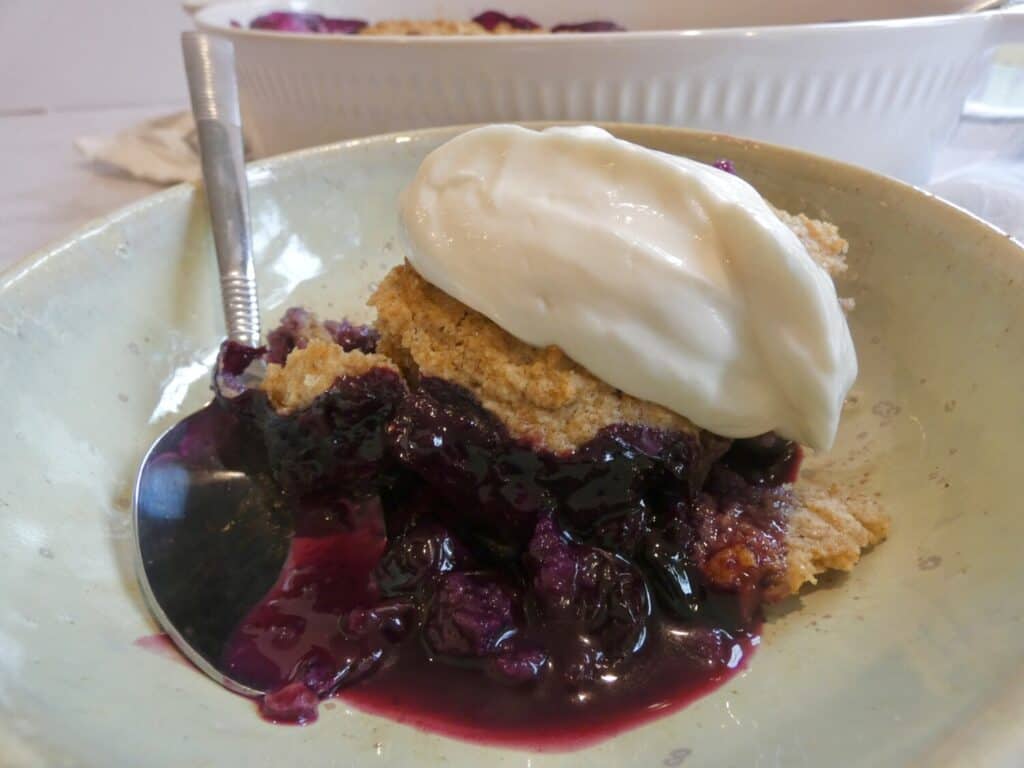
[208, 126, 887, 747]
[244, 9, 622, 35]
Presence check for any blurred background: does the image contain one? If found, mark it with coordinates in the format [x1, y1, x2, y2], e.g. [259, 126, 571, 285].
[2, 0, 1023, 270]
[1, 0, 190, 267]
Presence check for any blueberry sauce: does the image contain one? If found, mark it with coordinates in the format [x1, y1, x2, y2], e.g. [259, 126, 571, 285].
[210, 324, 799, 748]
[219, 486, 760, 746]
[341, 602, 758, 751]
[222, 494, 390, 724]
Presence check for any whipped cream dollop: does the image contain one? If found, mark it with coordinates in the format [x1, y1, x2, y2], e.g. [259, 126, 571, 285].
[399, 125, 857, 451]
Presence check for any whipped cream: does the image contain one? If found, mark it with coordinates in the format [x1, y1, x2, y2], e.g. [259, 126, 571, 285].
[399, 125, 857, 451]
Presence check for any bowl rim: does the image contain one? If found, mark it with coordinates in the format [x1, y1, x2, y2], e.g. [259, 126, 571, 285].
[193, 0, 1002, 43]
[4, 121, 1021, 297]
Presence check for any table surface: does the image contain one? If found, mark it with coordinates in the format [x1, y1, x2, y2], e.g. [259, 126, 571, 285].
[0, 0, 190, 272]
[1, 0, 1020, 274]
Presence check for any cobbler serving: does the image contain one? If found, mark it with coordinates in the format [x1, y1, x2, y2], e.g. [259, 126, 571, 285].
[198, 126, 887, 747]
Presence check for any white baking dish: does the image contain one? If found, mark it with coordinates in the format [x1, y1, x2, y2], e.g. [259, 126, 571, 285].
[195, 0, 1024, 182]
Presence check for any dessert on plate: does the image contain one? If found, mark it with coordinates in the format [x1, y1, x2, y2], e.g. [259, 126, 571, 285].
[212, 125, 888, 746]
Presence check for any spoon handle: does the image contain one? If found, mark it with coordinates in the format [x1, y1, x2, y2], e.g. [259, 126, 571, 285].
[182, 32, 261, 347]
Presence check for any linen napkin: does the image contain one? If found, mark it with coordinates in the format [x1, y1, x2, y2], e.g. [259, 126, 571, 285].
[74, 111, 201, 184]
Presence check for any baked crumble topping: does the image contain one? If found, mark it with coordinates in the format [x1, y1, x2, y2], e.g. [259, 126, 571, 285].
[261, 339, 396, 413]
[784, 484, 889, 596]
[370, 207, 850, 453]
[371, 264, 701, 453]
[359, 19, 496, 36]
[772, 207, 850, 278]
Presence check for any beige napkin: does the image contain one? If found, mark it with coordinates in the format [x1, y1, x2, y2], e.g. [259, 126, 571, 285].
[74, 111, 200, 185]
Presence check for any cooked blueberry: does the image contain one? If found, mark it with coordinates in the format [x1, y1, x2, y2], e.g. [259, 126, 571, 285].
[472, 10, 540, 30]
[259, 682, 319, 724]
[261, 368, 405, 493]
[322, 318, 379, 353]
[423, 572, 521, 658]
[719, 434, 802, 486]
[526, 514, 651, 682]
[488, 646, 548, 684]
[387, 379, 554, 550]
[639, 532, 705, 621]
[343, 599, 418, 643]
[713, 158, 738, 174]
[250, 11, 326, 33]
[375, 521, 471, 596]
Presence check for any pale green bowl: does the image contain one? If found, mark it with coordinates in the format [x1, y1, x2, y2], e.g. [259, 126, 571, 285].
[1, 124, 1022, 767]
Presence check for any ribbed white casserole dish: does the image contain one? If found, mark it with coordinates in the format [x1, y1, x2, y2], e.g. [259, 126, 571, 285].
[195, 0, 1024, 182]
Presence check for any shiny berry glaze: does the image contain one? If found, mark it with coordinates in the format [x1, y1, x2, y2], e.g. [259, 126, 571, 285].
[215, 333, 798, 747]
[222, 494, 389, 711]
[340, 611, 758, 751]
[221, 488, 760, 747]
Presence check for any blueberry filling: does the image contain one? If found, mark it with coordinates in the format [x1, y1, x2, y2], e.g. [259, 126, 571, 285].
[246, 10, 623, 35]
[266, 306, 379, 365]
[249, 12, 367, 34]
[258, 368, 404, 494]
[472, 10, 541, 31]
[213, 313, 797, 745]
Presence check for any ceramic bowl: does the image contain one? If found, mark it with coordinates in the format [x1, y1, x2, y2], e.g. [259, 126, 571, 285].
[2, 124, 1024, 767]
[193, 0, 1024, 182]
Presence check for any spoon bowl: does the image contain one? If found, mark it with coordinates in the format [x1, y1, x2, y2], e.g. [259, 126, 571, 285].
[132, 32, 273, 696]
[134, 400, 289, 696]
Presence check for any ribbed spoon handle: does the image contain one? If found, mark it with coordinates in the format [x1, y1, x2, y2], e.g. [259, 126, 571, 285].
[182, 31, 261, 347]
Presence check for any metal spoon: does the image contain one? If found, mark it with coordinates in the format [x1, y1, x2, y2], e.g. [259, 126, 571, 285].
[132, 32, 285, 697]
